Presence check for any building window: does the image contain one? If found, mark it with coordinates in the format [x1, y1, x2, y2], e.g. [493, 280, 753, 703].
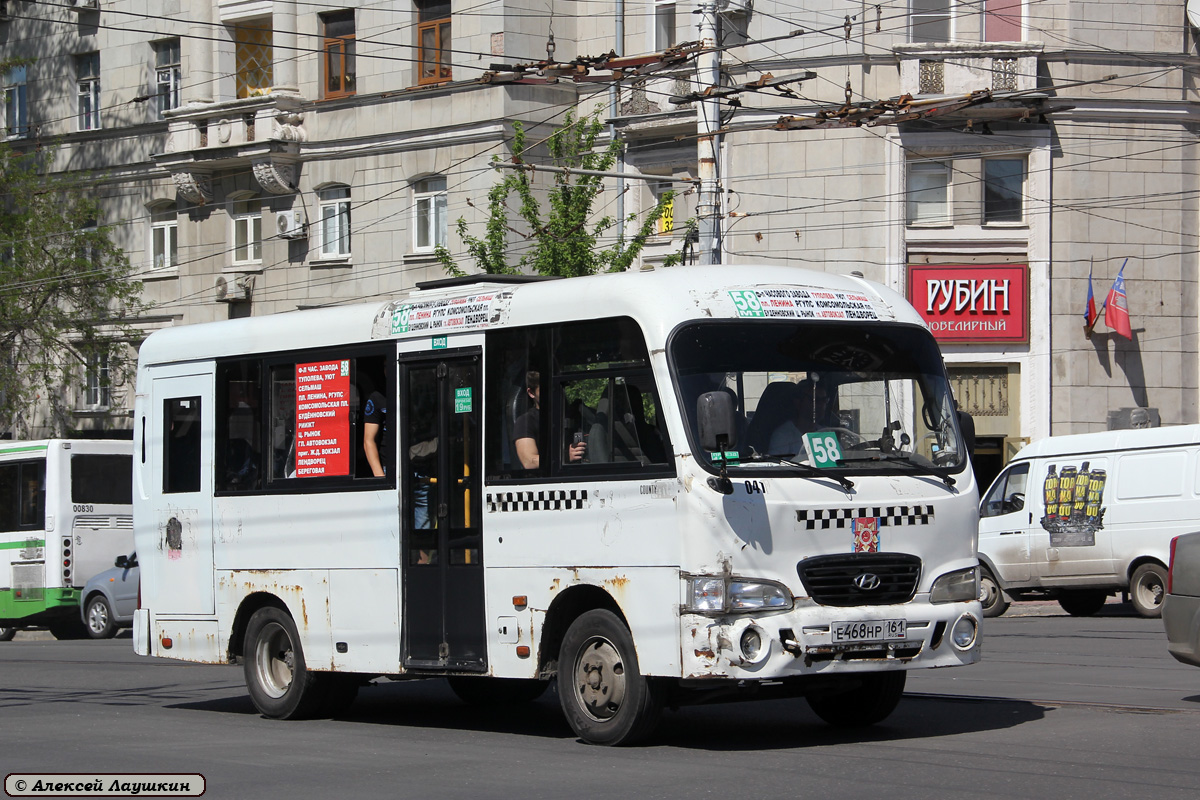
[910, 0, 951, 43]
[907, 160, 951, 225]
[416, 0, 451, 85]
[234, 21, 273, 98]
[983, 158, 1024, 224]
[85, 352, 111, 408]
[413, 177, 447, 251]
[151, 203, 178, 270]
[654, 1, 676, 51]
[76, 53, 100, 131]
[155, 39, 182, 115]
[318, 185, 351, 258]
[322, 10, 356, 99]
[984, 0, 1022, 42]
[231, 197, 262, 264]
[3, 65, 28, 139]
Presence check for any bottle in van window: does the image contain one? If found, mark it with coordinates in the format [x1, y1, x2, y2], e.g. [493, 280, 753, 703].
[1057, 465, 1077, 519]
[1086, 469, 1107, 521]
[1043, 465, 1059, 520]
[1072, 461, 1091, 520]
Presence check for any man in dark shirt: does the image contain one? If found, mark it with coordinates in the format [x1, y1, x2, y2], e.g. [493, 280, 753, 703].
[363, 390, 388, 477]
[514, 370, 585, 468]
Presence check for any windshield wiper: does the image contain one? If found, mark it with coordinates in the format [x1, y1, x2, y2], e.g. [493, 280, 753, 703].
[840, 451, 957, 487]
[747, 453, 855, 491]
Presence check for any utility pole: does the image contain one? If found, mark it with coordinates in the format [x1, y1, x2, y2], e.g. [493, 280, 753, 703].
[696, 1, 722, 265]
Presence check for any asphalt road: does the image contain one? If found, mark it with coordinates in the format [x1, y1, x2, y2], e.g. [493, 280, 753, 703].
[2, 600, 1198, 800]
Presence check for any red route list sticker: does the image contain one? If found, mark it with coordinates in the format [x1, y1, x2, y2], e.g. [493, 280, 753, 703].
[294, 359, 351, 477]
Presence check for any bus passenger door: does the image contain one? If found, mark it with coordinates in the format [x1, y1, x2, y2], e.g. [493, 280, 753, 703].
[147, 370, 215, 615]
[401, 352, 485, 671]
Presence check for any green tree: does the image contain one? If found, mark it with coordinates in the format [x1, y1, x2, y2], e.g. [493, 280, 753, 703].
[436, 106, 687, 277]
[0, 141, 146, 437]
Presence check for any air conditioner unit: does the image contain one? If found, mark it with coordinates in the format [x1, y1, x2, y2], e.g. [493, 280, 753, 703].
[215, 275, 252, 303]
[276, 209, 307, 239]
[717, 0, 752, 16]
[69, 0, 101, 10]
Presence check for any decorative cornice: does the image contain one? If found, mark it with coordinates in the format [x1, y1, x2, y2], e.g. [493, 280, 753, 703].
[252, 159, 297, 194]
[173, 171, 213, 204]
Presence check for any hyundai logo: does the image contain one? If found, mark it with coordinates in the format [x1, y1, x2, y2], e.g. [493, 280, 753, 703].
[853, 572, 882, 591]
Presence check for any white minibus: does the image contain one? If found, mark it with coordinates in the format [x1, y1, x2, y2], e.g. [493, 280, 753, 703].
[0, 439, 134, 640]
[979, 425, 1200, 618]
[132, 265, 980, 744]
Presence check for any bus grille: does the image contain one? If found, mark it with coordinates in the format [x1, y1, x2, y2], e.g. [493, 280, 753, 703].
[797, 553, 921, 606]
[73, 515, 133, 530]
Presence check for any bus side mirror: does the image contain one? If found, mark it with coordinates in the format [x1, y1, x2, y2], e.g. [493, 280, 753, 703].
[697, 391, 738, 452]
[957, 409, 976, 457]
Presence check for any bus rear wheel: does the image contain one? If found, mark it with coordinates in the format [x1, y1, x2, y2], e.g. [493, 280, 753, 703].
[558, 609, 663, 746]
[0, 626, 16, 642]
[243, 606, 326, 720]
[806, 671, 907, 728]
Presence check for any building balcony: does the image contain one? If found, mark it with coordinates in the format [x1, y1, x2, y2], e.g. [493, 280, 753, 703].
[894, 41, 1043, 97]
[152, 93, 306, 204]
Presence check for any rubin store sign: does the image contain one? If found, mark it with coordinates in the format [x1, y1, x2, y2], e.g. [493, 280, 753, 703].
[907, 264, 1029, 344]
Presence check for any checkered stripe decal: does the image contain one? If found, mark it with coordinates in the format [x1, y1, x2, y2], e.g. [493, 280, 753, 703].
[487, 490, 588, 513]
[796, 505, 934, 529]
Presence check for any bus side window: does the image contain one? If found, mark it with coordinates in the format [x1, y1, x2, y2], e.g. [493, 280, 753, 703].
[269, 367, 296, 480]
[216, 360, 263, 492]
[0, 463, 19, 531]
[164, 397, 202, 494]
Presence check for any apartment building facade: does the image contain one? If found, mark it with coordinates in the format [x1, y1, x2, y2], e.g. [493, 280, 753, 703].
[1, 1, 1196, 486]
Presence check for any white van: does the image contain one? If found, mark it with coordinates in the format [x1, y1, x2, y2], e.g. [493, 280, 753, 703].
[977, 425, 1200, 618]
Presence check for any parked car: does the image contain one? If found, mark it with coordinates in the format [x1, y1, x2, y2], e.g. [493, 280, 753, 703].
[1164, 533, 1200, 667]
[978, 425, 1200, 619]
[79, 553, 139, 639]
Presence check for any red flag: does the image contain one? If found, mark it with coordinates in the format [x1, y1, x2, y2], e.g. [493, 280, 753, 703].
[1083, 267, 1098, 334]
[1104, 261, 1132, 339]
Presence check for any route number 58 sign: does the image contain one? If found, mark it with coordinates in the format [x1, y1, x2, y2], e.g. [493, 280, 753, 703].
[803, 431, 843, 468]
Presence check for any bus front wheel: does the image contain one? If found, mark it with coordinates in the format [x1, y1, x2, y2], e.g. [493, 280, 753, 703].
[243, 606, 326, 720]
[558, 609, 663, 746]
[0, 626, 16, 642]
[807, 671, 907, 728]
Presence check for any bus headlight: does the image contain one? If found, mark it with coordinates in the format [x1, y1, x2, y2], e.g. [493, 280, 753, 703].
[930, 567, 979, 604]
[685, 576, 793, 614]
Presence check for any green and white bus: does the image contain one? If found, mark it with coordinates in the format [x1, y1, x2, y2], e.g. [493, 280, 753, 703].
[0, 439, 134, 641]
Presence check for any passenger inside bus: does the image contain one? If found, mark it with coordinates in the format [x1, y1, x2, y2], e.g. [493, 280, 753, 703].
[514, 370, 587, 469]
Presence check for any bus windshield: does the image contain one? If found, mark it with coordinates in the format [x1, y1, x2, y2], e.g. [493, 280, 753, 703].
[672, 321, 967, 476]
